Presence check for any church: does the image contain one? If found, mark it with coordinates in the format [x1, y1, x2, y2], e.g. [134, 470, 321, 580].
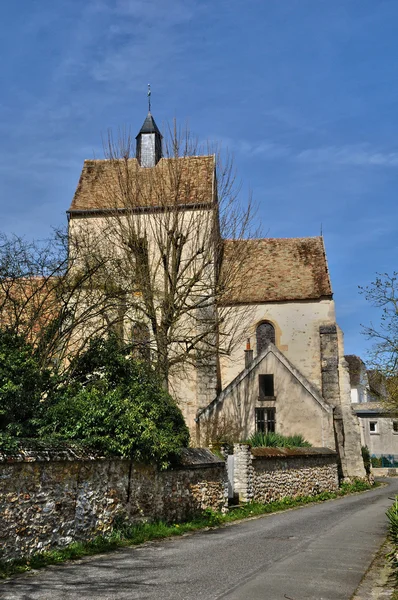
[67, 106, 365, 480]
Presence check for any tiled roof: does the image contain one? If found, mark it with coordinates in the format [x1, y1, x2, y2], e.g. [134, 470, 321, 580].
[69, 155, 215, 212]
[0, 276, 59, 341]
[221, 237, 332, 303]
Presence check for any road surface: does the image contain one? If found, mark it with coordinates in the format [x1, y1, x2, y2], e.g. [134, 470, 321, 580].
[2, 479, 397, 600]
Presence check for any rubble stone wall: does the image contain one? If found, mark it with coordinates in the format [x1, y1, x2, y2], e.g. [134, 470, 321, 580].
[233, 444, 339, 504]
[0, 447, 227, 562]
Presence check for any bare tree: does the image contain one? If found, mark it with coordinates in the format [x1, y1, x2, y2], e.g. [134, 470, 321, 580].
[361, 271, 398, 407]
[0, 229, 126, 372]
[69, 122, 259, 391]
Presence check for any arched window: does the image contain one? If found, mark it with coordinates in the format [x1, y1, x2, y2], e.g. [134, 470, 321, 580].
[132, 323, 150, 361]
[256, 321, 275, 355]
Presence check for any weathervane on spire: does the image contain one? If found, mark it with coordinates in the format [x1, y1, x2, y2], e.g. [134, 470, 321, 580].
[147, 83, 151, 113]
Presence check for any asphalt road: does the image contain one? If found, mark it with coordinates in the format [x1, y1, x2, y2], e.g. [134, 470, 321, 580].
[2, 479, 398, 600]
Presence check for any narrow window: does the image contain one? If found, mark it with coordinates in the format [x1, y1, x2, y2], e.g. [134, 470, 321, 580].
[393, 421, 398, 433]
[255, 408, 276, 433]
[255, 408, 266, 433]
[256, 322, 276, 354]
[369, 421, 378, 434]
[267, 408, 276, 433]
[259, 374, 274, 399]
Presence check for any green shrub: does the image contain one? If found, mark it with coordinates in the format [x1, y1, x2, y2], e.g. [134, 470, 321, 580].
[244, 431, 311, 448]
[0, 329, 51, 437]
[38, 336, 190, 468]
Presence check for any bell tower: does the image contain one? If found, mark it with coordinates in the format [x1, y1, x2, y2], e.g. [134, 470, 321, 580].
[136, 84, 162, 167]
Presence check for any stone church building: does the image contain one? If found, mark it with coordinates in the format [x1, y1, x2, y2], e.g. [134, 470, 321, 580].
[67, 109, 365, 480]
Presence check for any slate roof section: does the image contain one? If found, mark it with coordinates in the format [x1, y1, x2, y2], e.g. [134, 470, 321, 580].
[69, 155, 215, 212]
[221, 237, 332, 303]
[136, 112, 162, 136]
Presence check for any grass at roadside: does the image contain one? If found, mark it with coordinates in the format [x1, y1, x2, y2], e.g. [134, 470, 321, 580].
[0, 479, 379, 580]
[387, 495, 398, 596]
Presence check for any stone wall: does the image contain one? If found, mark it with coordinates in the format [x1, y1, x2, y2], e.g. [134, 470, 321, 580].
[233, 444, 339, 504]
[0, 446, 227, 562]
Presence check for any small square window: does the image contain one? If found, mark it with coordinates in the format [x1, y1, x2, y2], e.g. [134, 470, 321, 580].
[255, 407, 275, 433]
[369, 421, 378, 434]
[259, 374, 274, 399]
[393, 421, 398, 433]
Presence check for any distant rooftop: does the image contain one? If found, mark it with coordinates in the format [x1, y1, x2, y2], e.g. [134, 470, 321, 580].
[221, 237, 332, 303]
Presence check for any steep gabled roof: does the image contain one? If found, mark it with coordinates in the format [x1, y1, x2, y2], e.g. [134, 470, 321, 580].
[221, 236, 332, 303]
[196, 342, 332, 422]
[68, 155, 215, 213]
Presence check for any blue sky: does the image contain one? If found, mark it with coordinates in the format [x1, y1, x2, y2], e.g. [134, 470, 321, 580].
[0, 0, 397, 360]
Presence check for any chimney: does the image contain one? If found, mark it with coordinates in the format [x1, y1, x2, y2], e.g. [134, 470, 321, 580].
[244, 338, 253, 369]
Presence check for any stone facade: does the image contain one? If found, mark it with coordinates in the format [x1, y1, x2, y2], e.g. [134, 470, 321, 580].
[0, 447, 227, 563]
[356, 410, 398, 457]
[197, 344, 336, 450]
[220, 299, 337, 395]
[233, 444, 339, 504]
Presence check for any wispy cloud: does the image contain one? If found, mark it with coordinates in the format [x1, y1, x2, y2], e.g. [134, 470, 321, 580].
[9, 0, 203, 141]
[229, 137, 398, 168]
[235, 140, 290, 160]
[297, 144, 398, 167]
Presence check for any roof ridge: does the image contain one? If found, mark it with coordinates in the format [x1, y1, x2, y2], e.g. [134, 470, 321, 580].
[82, 155, 214, 165]
[224, 236, 323, 242]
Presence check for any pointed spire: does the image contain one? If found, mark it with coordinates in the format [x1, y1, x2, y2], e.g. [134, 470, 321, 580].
[138, 112, 162, 136]
[136, 84, 163, 167]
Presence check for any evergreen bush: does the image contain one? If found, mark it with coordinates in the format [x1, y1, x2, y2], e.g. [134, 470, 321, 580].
[38, 336, 190, 468]
[0, 329, 50, 438]
[0, 332, 189, 468]
[244, 431, 311, 448]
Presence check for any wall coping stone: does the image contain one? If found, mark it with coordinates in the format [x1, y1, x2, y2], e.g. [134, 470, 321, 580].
[0, 443, 106, 463]
[0, 444, 224, 469]
[250, 446, 337, 459]
[172, 448, 225, 469]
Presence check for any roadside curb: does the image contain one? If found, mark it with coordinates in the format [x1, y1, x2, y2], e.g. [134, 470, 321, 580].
[352, 540, 394, 600]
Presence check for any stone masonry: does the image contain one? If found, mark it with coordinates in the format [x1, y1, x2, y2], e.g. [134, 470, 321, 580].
[233, 443, 254, 503]
[320, 324, 366, 480]
[0, 446, 227, 563]
[233, 444, 339, 504]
